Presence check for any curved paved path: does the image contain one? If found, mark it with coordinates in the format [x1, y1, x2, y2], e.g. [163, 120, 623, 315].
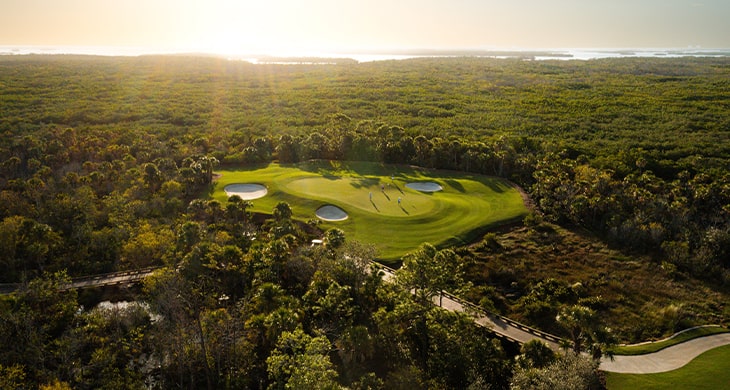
[375, 263, 730, 374]
[600, 333, 730, 373]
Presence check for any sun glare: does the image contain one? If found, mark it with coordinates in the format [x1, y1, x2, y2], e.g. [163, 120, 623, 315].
[187, 26, 332, 58]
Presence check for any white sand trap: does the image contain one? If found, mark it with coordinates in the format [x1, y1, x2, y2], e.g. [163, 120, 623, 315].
[316, 205, 348, 221]
[405, 182, 443, 192]
[224, 184, 268, 200]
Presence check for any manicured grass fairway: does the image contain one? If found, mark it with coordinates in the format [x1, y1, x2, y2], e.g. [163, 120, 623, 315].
[213, 161, 528, 262]
[605, 345, 730, 390]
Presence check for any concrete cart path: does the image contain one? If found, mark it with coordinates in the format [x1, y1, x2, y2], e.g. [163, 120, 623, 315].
[600, 333, 730, 373]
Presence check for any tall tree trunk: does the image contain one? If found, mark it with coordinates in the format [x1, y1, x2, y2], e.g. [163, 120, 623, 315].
[196, 311, 214, 390]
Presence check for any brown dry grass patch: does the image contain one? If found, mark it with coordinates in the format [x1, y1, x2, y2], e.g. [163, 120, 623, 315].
[459, 223, 729, 343]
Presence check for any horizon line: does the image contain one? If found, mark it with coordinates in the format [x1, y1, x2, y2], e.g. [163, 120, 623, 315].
[2, 45, 730, 62]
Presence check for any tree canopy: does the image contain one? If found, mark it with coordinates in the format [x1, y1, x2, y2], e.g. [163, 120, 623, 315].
[0, 54, 729, 388]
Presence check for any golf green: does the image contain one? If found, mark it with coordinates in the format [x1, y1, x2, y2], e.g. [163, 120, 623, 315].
[212, 161, 528, 262]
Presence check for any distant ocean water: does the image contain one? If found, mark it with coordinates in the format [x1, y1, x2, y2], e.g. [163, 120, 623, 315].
[1, 46, 729, 63]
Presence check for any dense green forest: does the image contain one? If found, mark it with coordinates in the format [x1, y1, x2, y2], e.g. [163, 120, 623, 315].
[0, 55, 728, 388]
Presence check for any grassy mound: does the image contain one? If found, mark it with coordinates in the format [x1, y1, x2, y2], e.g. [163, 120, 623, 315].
[213, 161, 528, 262]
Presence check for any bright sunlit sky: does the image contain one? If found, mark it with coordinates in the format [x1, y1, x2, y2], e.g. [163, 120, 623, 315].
[2, 0, 730, 54]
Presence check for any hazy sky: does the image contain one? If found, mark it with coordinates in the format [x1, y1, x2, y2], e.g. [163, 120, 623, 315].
[2, 0, 729, 54]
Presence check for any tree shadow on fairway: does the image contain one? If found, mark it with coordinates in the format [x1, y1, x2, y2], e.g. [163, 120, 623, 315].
[485, 179, 510, 193]
[296, 161, 342, 179]
[350, 177, 380, 189]
[339, 161, 423, 177]
[444, 179, 465, 193]
[322, 173, 341, 180]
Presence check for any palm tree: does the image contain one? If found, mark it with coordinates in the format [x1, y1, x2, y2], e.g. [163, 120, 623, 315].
[556, 304, 616, 360]
[189, 156, 219, 185]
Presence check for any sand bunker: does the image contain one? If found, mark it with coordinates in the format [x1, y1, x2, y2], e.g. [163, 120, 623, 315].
[224, 184, 268, 200]
[405, 182, 443, 192]
[316, 205, 348, 221]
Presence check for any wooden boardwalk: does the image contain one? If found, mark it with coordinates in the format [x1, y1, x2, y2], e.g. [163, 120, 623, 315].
[0, 267, 159, 295]
[371, 262, 564, 350]
[63, 267, 159, 290]
[7, 262, 729, 375]
[2, 262, 564, 350]
[9, 262, 729, 374]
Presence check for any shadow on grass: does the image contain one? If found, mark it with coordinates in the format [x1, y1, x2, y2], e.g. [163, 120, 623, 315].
[371, 199, 380, 212]
[400, 204, 410, 215]
[350, 176, 380, 189]
[484, 179, 511, 193]
[321, 173, 342, 180]
[444, 179, 465, 193]
[394, 183, 405, 194]
[294, 161, 343, 179]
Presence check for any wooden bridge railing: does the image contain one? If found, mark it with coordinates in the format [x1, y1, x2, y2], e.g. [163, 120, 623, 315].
[0, 266, 161, 295]
[369, 261, 564, 346]
[3, 260, 564, 347]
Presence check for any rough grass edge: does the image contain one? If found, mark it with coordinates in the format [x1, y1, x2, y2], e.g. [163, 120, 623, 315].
[610, 325, 730, 356]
